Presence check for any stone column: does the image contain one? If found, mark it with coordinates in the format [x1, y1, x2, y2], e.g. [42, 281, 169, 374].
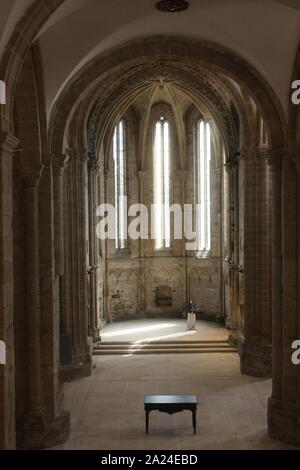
[137, 171, 146, 315]
[225, 155, 240, 335]
[268, 153, 300, 445]
[87, 158, 100, 342]
[20, 166, 45, 447]
[178, 170, 188, 301]
[232, 154, 240, 331]
[38, 159, 70, 449]
[53, 154, 68, 277]
[0, 132, 18, 450]
[53, 154, 70, 346]
[241, 146, 272, 376]
[268, 151, 283, 393]
[63, 149, 91, 378]
[103, 169, 110, 323]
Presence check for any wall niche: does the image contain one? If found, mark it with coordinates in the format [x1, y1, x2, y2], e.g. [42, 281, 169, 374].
[156, 286, 172, 307]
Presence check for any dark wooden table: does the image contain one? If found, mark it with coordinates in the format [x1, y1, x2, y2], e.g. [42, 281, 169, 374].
[144, 395, 198, 435]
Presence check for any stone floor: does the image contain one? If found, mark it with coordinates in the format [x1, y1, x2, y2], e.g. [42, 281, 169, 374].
[52, 320, 297, 450]
[101, 318, 228, 342]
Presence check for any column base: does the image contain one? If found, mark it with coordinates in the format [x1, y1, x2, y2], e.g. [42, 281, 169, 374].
[17, 410, 70, 449]
[228, 330, 244, 353]
[268, 397, 300, 447]
[60, 355, 93, 382]
[89, 328, 101, 343]
[240, 343, 272, 377]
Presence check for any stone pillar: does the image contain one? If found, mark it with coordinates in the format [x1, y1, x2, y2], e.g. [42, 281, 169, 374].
[38, 160, 70, 449]
[240, 146, 272, 376]
[232, 154, 240, 331]
[53, 154, 68, 277]
[138, 171, 146, 315]
[103, 169, 110, 323]
[138, 171, 146, 258]
[87, 158, 100, 342]
[53, 154, 70, 346]
[0, 132, 18, 450]
[21, 167, 46, 445]
[225, 155, 241, 335]
[268, 153, 300, 445]
[178, 170, 188, 301]
[63, 150, 92, 377]
[268, 151, 283, 393]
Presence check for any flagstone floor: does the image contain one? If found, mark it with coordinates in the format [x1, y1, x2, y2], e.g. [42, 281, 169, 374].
[100, 318, 228, 343]
[52, 320, 297, 450]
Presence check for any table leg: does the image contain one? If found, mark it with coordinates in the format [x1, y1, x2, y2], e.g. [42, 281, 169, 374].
[146, 410, 150, 435]
[192, 409, 197, 435]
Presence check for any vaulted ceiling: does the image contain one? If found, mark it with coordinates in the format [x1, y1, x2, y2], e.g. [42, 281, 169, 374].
[1, 0, 299, 117]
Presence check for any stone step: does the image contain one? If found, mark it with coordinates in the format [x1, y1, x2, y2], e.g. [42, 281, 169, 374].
[96, 342, 230, 350]
[100, 339, 228, 345]
[93, 344, 237, 355]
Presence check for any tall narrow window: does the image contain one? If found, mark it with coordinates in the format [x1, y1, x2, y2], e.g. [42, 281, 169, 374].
[196, 120, 211, 253]
[113, 119, 126, 250]
[154, 117, 171, 250]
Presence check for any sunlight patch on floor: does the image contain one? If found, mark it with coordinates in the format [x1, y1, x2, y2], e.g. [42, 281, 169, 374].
[101, 323, 177, 339]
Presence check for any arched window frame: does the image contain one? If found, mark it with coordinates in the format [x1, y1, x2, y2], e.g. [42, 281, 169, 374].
[195, 118, 212, 256]
[113, 118, 127, 251]
[153, 111, 173, 251]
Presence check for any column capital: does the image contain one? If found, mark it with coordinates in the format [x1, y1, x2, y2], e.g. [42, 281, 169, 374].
[224, 151, 240, 170]
[0, 132, 19, 154]
[52, 154, 69, 176]
[238, 144, 276, 163]
[65, 147, 88, 162]
[88, 158, 100, 172]
[21, 165, 44, 187]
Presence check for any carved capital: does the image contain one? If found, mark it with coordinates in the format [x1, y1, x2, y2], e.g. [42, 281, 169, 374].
[52, 154, 69, 176]
[0, 132, 19, 155]
[238, 142, 274, 163]
[65, 147, 88, 162]
[87, 266, 99, 275]
[88, 158, 100, 172]
[22, 164, 44, 187]
[224, 158, 238, 170]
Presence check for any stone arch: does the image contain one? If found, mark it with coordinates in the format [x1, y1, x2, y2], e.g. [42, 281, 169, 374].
[8, 40, 70, 449]
[118, 270, 130, 283]
[48, 37, 287, 158]
[0, 0, 66, 130]
[170, 269, 184, 282]
[70, 62, 240, 174]
[156, 268, 171, 283]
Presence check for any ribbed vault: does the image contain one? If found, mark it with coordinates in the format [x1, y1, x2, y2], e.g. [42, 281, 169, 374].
[48, 36, 287, 159]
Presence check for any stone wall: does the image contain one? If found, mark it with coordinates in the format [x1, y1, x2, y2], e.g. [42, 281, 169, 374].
[103, 100, 223, 322]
